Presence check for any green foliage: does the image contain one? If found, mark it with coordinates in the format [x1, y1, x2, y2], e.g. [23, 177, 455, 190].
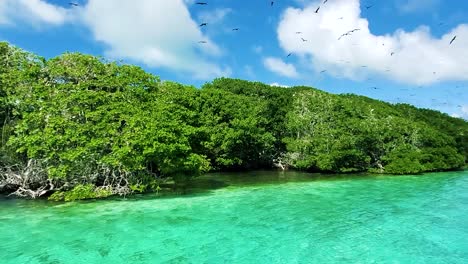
[199, 80, 280, 169]
[48, 184, 112, 201]
[7, 51, 210, 182]
[0, 42, 467, 200]
[282, 88, 467, 174]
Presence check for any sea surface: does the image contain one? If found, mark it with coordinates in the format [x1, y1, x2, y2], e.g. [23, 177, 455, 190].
[1, 170, 467, 263]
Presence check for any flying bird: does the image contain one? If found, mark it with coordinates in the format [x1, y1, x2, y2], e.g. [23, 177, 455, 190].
[320, 70, 327, 73]
[365, 5, 373, 9]
[198, 41, 207, 43]
[323, 0, 328, 3]
[338, 17, 344, 20]
[338, 28, 360, 40]
[450, 35, 457, 45]
[287, 53, 292, 58]
[232, 28, 239, 31]
[271, 1, 274, 6]
[69, 2, 79, 6]
[296, 31, 302, 34]
[390, 52, 395, 56]
[338, 33, 349, 40]
[301, 38, 308, 42]
[196, 2, 208, 5]
[315, 6, 320, 13]
[199, 23, 207, 27]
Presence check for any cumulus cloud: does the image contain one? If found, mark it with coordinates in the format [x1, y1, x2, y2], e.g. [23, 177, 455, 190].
[277, 0, 468, 85]
[0, 0, 70, 27]
[81, 0, 229, 79]
[263, 57, 299, 78]
[1, 0, 229, 79]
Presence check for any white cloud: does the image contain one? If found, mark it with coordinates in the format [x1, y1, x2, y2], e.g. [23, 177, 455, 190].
[461, 105, 468, 119]
[451, 105, 468, 120]
[263, 57, 299, 78]
[276, 0, 468, 85]
[0, 0, 69, 27]
[270, 82, 290, 88]
[81, 0, 230, 79]
[0, 0, 229, 79]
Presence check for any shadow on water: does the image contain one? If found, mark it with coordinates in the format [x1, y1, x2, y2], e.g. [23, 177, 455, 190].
[1, 170, 466, 205]
[112, 169, 468, 201]
[73, 170, 372, 203]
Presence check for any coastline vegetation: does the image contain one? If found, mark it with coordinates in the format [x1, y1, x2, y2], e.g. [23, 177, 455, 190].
[1, 42, 467, 201]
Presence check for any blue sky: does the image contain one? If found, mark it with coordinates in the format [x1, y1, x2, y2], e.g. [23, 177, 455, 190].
[0, 0, 467, 119]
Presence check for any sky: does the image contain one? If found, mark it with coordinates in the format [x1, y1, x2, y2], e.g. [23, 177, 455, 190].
[0, 0, 467, 119]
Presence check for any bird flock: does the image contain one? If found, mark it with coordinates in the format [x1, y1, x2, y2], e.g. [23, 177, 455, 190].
[66, 0, 462, 109]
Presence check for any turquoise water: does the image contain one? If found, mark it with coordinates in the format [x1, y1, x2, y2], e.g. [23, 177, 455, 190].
[1, 171, 468, 263]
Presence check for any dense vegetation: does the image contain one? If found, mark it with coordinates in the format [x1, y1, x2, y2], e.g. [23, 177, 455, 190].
[1, 42, 467, 200]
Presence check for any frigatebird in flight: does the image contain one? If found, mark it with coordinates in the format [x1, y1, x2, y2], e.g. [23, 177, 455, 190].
[199, 23, 207, 27]
[196, 2, 208, 5]
[338, 33, 350, 40]
[450, 35, 457, 45]
[301, 38, 307, 42]
[315, 6, 320, 13]
[338, 29, 360, 40]
[69, 2, 79, 6]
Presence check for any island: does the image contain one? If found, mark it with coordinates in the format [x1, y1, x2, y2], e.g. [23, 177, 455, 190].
[1, 42, 467, 201]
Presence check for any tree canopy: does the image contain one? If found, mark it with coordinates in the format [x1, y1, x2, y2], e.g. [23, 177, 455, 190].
[1, 42, 466, 200]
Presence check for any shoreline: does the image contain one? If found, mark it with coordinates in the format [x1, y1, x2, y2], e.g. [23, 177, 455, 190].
[2, 169, 466, 203]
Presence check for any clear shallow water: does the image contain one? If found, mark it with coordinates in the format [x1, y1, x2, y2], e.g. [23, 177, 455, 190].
[1, 171, 468, 264]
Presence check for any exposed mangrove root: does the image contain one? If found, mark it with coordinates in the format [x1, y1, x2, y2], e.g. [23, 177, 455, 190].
[272, 153, 290, 171]
[0, 159, 54, 198]
[95, 165, 133, 197]
[0, 160, 138, 199]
